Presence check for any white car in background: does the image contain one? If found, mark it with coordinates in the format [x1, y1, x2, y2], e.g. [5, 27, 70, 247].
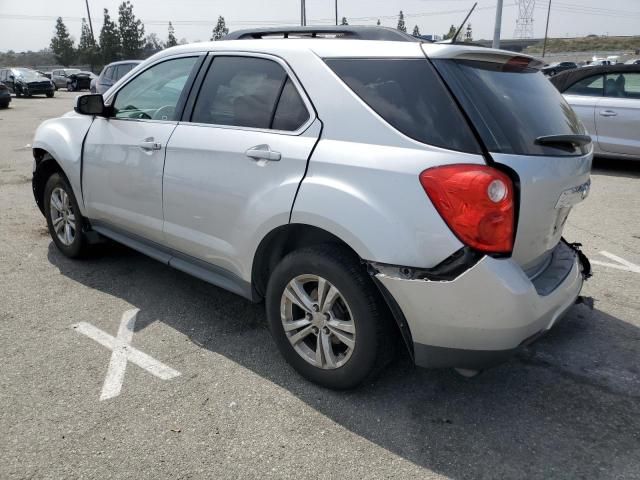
[551, 64, 640, 161]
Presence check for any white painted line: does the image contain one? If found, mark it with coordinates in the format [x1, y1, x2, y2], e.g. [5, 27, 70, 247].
[591, 251, 640, 274]
[72, 309, 181, 401]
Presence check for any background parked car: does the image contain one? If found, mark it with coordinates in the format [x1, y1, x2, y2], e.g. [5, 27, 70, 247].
[625, 59, 640, 65]
[51, 68, 81, 90]
[542, 61, 578, 76]
[67, 71, 96, 91]
[551, 64, 640, 161]
[0, 82, 11, 108]
[90, 60, 141, 94]
[0, 67, 54, 97]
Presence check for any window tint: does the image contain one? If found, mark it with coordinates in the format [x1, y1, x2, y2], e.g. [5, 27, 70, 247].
[114, 63, 134, 81]
[272, 78, 310, 131]
[434, 59, 587, 156]
[113, 57, 197, 121]
[103, 66, 114, 81]
[192, 56, 287, 129]
[604, 73, 640, 99]
[326, 58, 480, 153]
[565, 75, 604, 96]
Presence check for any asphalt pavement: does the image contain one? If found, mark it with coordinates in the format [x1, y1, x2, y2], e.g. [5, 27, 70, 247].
[1, 91, 639, 479]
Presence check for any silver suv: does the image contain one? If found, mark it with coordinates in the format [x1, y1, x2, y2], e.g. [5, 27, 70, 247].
[32, 27, 592, 388]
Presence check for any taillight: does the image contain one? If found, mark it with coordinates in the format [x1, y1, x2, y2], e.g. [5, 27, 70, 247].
[419, 164, 515, 254]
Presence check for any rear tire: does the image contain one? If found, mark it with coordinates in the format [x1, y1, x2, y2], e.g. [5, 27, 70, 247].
[266, 244, 395, 389]
[46, 92, 54, 98]
[43, 173, 89, 258]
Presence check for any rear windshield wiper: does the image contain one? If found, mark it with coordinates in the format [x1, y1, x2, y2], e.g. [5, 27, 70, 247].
[535, 134, 592, 148]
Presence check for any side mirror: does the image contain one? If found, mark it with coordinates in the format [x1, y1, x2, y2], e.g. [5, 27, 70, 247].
[75, 94, 107, 116]
[8, 75, 14, 81]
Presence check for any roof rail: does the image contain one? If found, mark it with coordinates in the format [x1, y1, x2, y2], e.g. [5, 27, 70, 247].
[224, 26, 420, 43]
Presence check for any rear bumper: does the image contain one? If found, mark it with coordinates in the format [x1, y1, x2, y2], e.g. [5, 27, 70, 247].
[377, 242, 585, 369]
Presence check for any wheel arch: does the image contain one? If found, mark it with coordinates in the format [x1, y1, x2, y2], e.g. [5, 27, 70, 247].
[251, 223, 363, 301]
[251, 223, 414, 358]
[32, 149, 67, 216]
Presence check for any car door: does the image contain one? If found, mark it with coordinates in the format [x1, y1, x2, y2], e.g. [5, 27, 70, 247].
[595, 72, 640, 156]
[562, 73, 604, 137]
[82, 55, 201, 244]
[162, 54, 319, 280]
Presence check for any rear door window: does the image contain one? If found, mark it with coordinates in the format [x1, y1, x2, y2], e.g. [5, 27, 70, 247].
[103, 66, 115, 82]
[565, 75, 604, 96]
[434, 59, 588, 156]
[326, 58, 480, 153]
[604, 72, 640, 99]
[272, 78, 310, 131]
[191, 56, 289, 129]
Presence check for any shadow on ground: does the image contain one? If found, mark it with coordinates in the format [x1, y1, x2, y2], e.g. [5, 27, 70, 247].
[48, 243, 640, 479]
[592, 156, 640, 178]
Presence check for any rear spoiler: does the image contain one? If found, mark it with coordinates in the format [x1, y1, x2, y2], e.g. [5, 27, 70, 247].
[423, 44, 545, 70]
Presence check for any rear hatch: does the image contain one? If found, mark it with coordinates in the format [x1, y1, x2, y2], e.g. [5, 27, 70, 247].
[427, 46, 592, 273]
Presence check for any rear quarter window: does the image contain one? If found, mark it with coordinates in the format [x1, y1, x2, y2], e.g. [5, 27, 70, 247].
[325, 58, 481, 153]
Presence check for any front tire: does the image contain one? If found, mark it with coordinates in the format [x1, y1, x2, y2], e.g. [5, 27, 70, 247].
[266, 244, 394, 389]
[43, 173, 88, 258]
[46, 91, 54, 98]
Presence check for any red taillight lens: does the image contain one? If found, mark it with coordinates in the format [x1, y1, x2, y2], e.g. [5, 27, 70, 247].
[419, 164, 515, 254]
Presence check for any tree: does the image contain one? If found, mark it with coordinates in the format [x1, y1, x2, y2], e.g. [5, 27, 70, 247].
[377, 19, 381, 26]
[166, 22, 178, 48]
[78, 18, 100, 71]
[211, 16, 229, 41]
[443, 24, 457, 40]
[50, 17, 75, 66]
[119, 1, 145, 59]
[397, 11, 406, 32]
[412, 25, 421, 37]
[99, 9, 121, 63]
[341, 17, 349, 26]
[143, 33, 163, 57]
[465, 23, 473, 42]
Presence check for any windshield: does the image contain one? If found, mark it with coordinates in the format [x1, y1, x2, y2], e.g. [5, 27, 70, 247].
[14, 68, 43, 81]
[433, 59, 589, 156]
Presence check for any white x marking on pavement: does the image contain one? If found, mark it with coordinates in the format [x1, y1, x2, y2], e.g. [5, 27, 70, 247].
[72, 309, 181, 401]
[591, 251, 640, 274]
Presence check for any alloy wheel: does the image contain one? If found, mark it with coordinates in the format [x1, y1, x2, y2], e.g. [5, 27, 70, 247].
[49, 187, 77, 246]
[280, 274, 356, 369]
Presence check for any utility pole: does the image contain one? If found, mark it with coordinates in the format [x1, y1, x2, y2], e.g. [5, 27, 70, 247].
[542, 0, 552, 57]
[492, 0, 503, 49]
[301, 0, 307, 26]
[335, 0, 338, 26]
[85, 0, 95, 43]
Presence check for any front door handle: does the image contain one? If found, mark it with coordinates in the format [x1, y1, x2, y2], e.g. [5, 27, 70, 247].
[139, 138, 162, 151]
[245, 144, 281, 161]
[599, 110, 618, 117]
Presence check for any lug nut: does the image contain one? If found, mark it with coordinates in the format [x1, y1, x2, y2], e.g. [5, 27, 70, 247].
[306, 313, 313, 320]
[322, 327, 330, 335]
[323, 313, 330, 321]
[312, 304, 319, 312]
[312, 327, 319, 334]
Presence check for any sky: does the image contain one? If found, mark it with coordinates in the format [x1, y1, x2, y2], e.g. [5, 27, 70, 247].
[0, 0, 639, 52]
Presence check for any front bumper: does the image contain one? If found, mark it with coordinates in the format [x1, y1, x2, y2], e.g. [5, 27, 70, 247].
[376, 242, 585, 369]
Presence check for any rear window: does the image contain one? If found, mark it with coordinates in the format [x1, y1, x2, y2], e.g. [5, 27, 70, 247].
[434, 59, 588, 156]
[326, 58, 480, 153]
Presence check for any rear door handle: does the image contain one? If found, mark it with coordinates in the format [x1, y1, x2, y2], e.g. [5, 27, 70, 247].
[139, 138, 162, 151]
[599, 110, 618, 117]
[245, 144, 281, 162]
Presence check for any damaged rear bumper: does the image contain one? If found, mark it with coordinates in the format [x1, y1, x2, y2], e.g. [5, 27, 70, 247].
[375, 241, 589, 369]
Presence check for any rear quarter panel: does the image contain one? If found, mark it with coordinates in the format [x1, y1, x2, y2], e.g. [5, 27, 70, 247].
[291, 140, 484, 268]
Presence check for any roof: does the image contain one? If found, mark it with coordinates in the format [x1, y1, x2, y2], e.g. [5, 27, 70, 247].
[105, 60, 143, 66]
[225, 25, 419, 42]
[550, 64, 640, 91]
